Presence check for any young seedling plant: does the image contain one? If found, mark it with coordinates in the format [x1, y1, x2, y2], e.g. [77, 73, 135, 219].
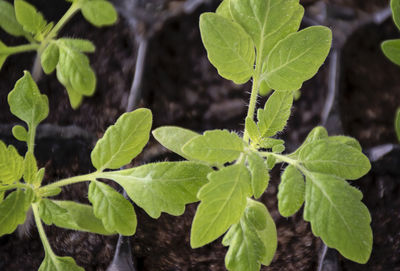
[153, 0, 373, 270]
[0, 0, 117, 108]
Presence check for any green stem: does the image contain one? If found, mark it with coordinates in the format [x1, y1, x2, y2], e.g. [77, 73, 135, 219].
[39, 172, 97, 191]
[32, 203, 54, 256]
[0, 182, 31, 191]
[4, 43, 39, 55]
[27, 125, 37, 154]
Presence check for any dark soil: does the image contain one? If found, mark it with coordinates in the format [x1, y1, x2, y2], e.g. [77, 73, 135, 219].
[0, 0, 399, 271]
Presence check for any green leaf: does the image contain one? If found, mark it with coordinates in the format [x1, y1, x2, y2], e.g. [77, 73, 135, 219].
[263, 26, 332, 91]
[191, 164, 251, 248]
[182, 130, 244, 164]
[0, 0, 25, 36]
[23, 152, 38, 184]
[0, 40, 9, 70]
[259, 138, 284, 149]
[14, 0, 47, 34]
[245, 117, 261, 144]
[257, 91, 293, 137]
[277, 165, 304, 217]
[288, 126, 328, 158]
[396, 107, 400, 142]
[229, 0, 303, 63]
[65, 85, 83, 109]
[41, 43, 59, 74]
[34, 168, 45, 187]
[199, 13, 255, 84]
[304, 172, 372, 263]
[12, 125, 28, 142]
[101, 161, 211, 218]
[247, 152, 269, 199]
[391, 0, 400, 30]
[152, 126, 199, 160]
[38, 198, 69, 225]
[216, 0, 233, 20]
[50, 200, 115, 235]
[39, 255, 84, 271]
[88, 181, 137, 236]
[0, 189, 33, 236]
[223, 199, 277, 270]
[81, 0, 118, 27]
[272, 144, 284, 153]
[91, 109, 152, 170]
[8, 71, 49, 128]
[0, 141, 24, 184]
[327, 136, 362, 151]
[0, 191, 4, 203]
[57, 42, 96, 96]
[299, 139, 371, 180]
[381, 39, 400, 66]
[57, 38, 95, 53]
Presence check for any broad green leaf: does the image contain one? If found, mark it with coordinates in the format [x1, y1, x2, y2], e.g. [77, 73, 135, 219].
[88, 181, 137, 236]
[41, 43, 59, 74]
[381, 39, 400, 66]
[259, 138, 284, 149]
[39, 198, 69, 225]
[152, 126, 199, 160]
[396, 107, 400, 142]
[23, 152, 38, 184]
[14, 0, 47, 34]
[247, 152, 269, 198]
[391, 0, 400, 30]
[191, 164, 251, 248]
[8, 71, 49, 127]
[257, 91, 293, 137]
[12, 125, 28, 141]
[100, 162, 212, 218]
[245, 117, 261, 144]
[278, 165, 304, 217]
[288, 126, 328, 158]
[81, 0, 117, 27]
[304, 172, 372, 263]
[0, 40, 8, 70]
[57, 38, 95, 53]
[51, 200, 115, 235]
[299, 139, 371, 180]
[230, 0, 303, 63]
[327, 136, 362, 151]
[199, 13, 255, 84]
[91, 109, 152, 170]
[182, 130, 244, 164]
[57, 43, 96, 96]
[0, 189, 33, 236]
[216, 0, 233, 20]
[223, 199, 277, 270]
[39, 255, 84, 271]
[0, 141, 24, 184]
[263, 26, 332, 91]
[0, 0, 25, 36]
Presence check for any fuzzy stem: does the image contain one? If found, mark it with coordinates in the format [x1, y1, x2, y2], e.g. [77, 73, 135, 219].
[32, 203, 54, 256]
[39, 172, 97, 191]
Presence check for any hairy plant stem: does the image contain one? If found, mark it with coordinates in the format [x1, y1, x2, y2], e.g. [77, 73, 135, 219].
[39, 172, 97, 191]
[0, 182, 31, 191]
[32, 203, 54, 256]
[4, 43, 39, 55]
[27, 125, 37, 154]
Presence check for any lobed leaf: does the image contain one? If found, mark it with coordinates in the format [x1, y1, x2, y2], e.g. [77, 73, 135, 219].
[91, 109, 152, 170]
[39, 255, 84, 271]
[0, 189, 33, 236]
[81, 0, 118, 27]
[0, 0, 25, 36]
[88, 181, 137, 236]
[381, 39, 400, 66]
[304, 172, 372, 263]
[299, 139, 371, 180]
[288, 126, 328, 158]
[8, 71, 49, 128]
[14, 0, 47, 35]
[247, 152, 269, 199]
[199, 13, 255, 84]
[101, 162, 212, 218]
[191, 164, 251, 248]
[277, 165, 304, 217]
[182, 129, 244, 164]
[152, 126, 199, 160]
[41, 43, 59, 74]
[263, 26, 332, 91]
[229, 0, 303, 64]
[39, 199, 69, 226]
[0, 141, 24, 184]
[257, 91, 293, 137]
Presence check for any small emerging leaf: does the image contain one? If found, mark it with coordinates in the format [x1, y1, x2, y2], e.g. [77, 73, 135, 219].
[12, 125, 28, 142]
[81, 0, 118, 27]
[0, 141, 24, 185]
[91, 109, 152, 170]
[278, 165, 304, 217]
[245, 117, 261, 144]
[23, 152, 38, 184]
[247, 152, 269, 199]
[191, 164, 251, 248]
[199, 13, 255, 84]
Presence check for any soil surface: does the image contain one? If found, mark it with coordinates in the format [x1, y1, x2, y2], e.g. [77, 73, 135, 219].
[0, 0, 399, 270]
